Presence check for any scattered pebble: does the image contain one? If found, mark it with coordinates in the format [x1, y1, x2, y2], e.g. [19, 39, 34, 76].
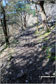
[25, 80, 28, 83]
[29, 61, 33, 64]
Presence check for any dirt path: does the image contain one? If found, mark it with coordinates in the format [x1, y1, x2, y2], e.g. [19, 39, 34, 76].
[0, 16, 55, 83]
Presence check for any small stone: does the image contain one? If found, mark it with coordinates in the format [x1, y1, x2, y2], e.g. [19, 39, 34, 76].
[49, 48, 51, 52]
[9, 72, 12, 75]
[9, 36, 14, 42]
[43, 42, 47, 47]
[38, 44, 42, 47]
[6, 65, 10, 69]
[45, 72, 49, 75]
[17, 73, 23, 78]
[17, 70, 24, 78]
[25, 80, 28, 83]
[53, 72, 55, 76]
[4, 71, 8, 75]
[29, 61, 32, 64]
[21, 70, 24, 74]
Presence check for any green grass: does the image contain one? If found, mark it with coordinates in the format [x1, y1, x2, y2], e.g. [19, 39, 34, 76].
[35, 30, 51, 43]
[35, 30, 39, 35]
[46, 28, 50, 32]
[46, 47, 51, 56]
[46, 46, 56, 60]
[43, 38, 48, 41]
[39, 32, 51, 39]
[42, 45, 47, 50]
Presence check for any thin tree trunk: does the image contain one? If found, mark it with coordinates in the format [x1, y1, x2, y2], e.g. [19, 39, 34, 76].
[39, 1, 49, 31]
[35, 4, 38, 16]
[24, 12, 26, 29]
[35, 4, 38, 21]
[35, 4, 39, 31]
[1, 7, 9, 45]
[21, 13, 24, 30]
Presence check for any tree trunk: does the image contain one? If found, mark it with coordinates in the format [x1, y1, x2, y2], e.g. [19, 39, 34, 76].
[24, 12, 26, 29]
[35, 4, 38, 16]
[21, 13, 24, 30]
[35, 4, 38, 21]
[39, 1, 49, 31]
[35, 4, 39, 31]
[1, 7, 9, 45]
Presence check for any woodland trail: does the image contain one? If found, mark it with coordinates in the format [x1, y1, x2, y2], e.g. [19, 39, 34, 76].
[0, 17, 55, 83]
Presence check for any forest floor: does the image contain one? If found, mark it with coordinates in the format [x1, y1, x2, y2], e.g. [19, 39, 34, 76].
[0, 15, 56, 83]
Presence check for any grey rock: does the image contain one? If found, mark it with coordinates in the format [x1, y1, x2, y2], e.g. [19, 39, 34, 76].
[53, 72, 55, 76]
[25, 80, 28, 83]
[29, 61, 33, 64]
[42, 42, 47, 47]
[45, 72, 49, 75]
[44, 3, 56, 17]
[17, 70, 24, 78]
[17, 73, 23, 78]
